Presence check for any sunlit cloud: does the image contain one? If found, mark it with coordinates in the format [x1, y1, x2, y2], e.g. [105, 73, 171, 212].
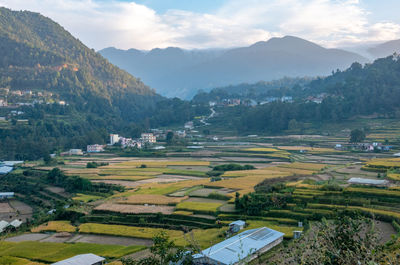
[0, 0, 399, 50]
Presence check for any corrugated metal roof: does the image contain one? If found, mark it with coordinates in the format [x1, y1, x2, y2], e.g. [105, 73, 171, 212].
[52, 254, 105, 265]
[0, 166, 13, 174]
[10, 219, 23, 228]
[230, 220, 245, 226]
[0, 220, 9, 232]
[194, 227, 284, 265]
[348, 177, 388, 185]
[1, 161, 23, 166]
[0, 192, 14, 196]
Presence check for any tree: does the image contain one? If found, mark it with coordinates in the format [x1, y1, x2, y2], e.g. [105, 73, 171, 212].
[166, 131, 174, 145]
[270, 214, 382, 265]
[121, 232, 191, 265]
[350, 129, 365, 143]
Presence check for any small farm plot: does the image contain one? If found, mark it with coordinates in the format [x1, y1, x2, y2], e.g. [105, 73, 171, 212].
[0, 241, 145, 263]
[32, 221, 76, 233]
[79, 223, 184, 240]
[94, 203, 175, 214]
[117, 194, 188, 205]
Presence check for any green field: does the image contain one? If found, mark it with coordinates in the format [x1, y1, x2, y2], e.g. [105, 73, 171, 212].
[0, 241, 145, 263]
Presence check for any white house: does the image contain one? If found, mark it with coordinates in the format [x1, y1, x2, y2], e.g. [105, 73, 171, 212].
[110, 134, 120, 145]
[229, 220, 246, 233]
[141, 133, 156, 143]
[87, 144, 105, 153]
[68, 149, 83, 156]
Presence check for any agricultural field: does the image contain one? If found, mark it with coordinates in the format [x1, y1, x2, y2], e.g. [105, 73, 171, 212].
[79, 223, 184, 240]
[4, 126, 400, 264]
[32, 221, 76, 233]
[0, 241, 145, 263]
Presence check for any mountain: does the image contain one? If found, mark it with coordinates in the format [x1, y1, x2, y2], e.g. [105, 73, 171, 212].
[100, 36, 368, 99]
[215, 55, 400, 134]
[0, 7, 163, 120]
[368, 39, 400, 58]
[0, 8, 207, 160]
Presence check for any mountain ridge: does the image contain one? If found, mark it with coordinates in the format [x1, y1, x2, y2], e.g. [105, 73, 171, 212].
[100, 36, 368, 99]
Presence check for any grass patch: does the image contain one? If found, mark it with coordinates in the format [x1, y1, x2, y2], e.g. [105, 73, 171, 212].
[0, 241, 144, 263]
[118, 194, 188, 205]
[79, 223, 184, 239]
[176, 201, 223, 213]
[73, 193, 103, 203]
[31, 221, 76, 233]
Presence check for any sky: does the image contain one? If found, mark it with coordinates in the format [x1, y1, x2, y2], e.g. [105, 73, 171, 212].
[0, 0, 399, 51]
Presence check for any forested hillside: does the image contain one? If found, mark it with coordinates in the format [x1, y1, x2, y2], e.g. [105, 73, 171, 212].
[214, 55, 400, 133]
[0, 8, 208, 160]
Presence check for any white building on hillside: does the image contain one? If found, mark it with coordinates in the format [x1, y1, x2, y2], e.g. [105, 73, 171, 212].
[141, 133, 156, 143]
[87, 144, 105, 153]
[68, 149, 83, 156]
[110, 134, 120, 145]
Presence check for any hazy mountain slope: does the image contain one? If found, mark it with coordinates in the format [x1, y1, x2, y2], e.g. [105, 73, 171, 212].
[0, 7, 157, 113]
[100, 36, 368, 99]
[0, 7, 209, 160]
[368, 39, 400, 58]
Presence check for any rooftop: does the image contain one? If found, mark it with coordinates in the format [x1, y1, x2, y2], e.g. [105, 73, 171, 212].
[52, 254, 105, 265]
[348, 177, 388, 185]
[193, 227, 284, 265]
[230, 220, 246, 226]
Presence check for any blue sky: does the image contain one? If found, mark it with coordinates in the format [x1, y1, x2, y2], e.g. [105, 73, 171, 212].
[0, 0, 399, 50]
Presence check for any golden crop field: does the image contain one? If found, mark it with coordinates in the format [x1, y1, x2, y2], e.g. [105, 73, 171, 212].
[277, 146, 341, 153]
[108, 160, 210, 168]
[79, 223, 184, 239]
[176, 201, 223, 212]
[222, 168, 289, 178]
[244, 147, 281, 152]
[131, 179, 210, 195]
[388, 173, 400, 181]
[272, 167, 316, 175]
[173, 210, 194, 215]
[72, 193, 103, 203]
[31, 221, 76, 233]
[208, 173, 291, 195]
[365, 158, 400, 168]
[0, 256, 45, 265]
[118, 194, 188, 205]
[174, 227, 227, 249]
[278, 162, 327, 171]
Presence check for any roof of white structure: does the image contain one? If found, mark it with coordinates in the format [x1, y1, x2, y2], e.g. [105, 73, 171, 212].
[193, 227, 284, 265]
[0, 166, 13, 174]
[52, 254, 105, 265]
[230, 220, 246, 226]
[348, 177, 388, 185]
[9, 219, 23, 228]
[0, 220, 9, 232]
[0, 192, 14, 196]
[1, 161, 23, 166]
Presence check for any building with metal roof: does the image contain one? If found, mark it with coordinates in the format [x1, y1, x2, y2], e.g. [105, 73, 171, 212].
[229, 220, 246, 233]
[0, 166, 13, 175]
[192, 227, 284, 265]
[348, 177, 388, 186]
[0, 220, 9, 233]
[52, 254, 105, 265]
[9, 219, 23, 228]
[0, 192, 14, 199]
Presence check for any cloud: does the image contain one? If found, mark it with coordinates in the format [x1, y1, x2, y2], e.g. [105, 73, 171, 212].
[0, 0, 399, 50]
